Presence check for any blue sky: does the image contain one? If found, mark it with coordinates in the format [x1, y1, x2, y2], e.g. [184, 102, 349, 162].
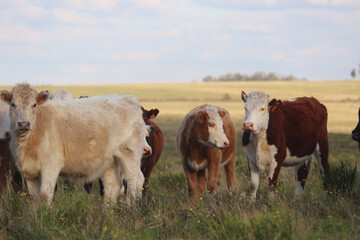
[0, 0, 359, 85]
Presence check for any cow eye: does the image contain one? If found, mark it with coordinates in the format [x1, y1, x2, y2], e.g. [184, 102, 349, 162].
[209, 122, 216, 128]
[10, 103, 16, 108]
[260, 107, 265, 112]
[33, 103, 37, 108]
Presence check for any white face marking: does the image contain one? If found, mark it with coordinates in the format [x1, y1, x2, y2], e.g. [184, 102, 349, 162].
[242, 91, 270, 133]
[287, 99, 297, 102]
[203, 105, 229, 149]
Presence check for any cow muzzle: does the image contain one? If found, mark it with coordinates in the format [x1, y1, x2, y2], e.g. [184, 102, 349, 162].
[242, 122, 255, 132]
[142, 146, 152, 157]
[17, 121, 31, 132]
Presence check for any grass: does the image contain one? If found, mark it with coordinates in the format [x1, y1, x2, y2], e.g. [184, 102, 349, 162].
[0, 81, 360, 239]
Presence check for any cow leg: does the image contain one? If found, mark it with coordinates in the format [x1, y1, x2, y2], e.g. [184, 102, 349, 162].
[196, 169, 206, 199]
[117, 154, 144, 204]
[315, 138, 329, 177]
[102, 165, 121, 205]
[293, 158, 312, 199]
[224, 155, 236, 193]
[267, 159, 282, 196]
[40, 167, 60, 205]
[26, 178, 41, 199]
[248, 160, 260, 201]
[182, 158, 198, 203]
[207, 154, 221, 195]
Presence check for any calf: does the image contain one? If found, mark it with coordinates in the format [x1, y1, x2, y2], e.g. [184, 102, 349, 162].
[241, 91, 329, 200]
[0, 83, 149, 205]
[351, 108, 360, 149]
[176, 104, 236, 203]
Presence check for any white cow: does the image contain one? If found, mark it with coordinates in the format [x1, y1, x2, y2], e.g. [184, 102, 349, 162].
[50, 88, 73, 101]
[0, 83, 148, 206]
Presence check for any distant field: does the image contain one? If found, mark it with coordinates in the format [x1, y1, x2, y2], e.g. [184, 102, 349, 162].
[1, 80, 357, 133]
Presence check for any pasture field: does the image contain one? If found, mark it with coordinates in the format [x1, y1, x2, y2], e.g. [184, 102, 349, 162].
[0, 81, 360, 239]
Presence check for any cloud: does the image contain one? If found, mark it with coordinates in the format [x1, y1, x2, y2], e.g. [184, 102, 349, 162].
[0, 25, 44, 43]
[306, 0, 360, 6]
[52, 8, 96, 25]
[62, 64, 104, 75]
[108, 51, 159, 61]
[24, 6, 48, 19]
[62, 0, 118, 11]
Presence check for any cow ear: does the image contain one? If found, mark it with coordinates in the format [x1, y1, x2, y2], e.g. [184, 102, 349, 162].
[37, 90, 51, 105]
[148, 108, 159, 119]
[241, 91, 248, 102]
[151, 109, 159, 119]
[197, 111, 208, 123]
[218, 110, 226, 118]
[0, 90, 12, 104]
[269, 99, 281, 112]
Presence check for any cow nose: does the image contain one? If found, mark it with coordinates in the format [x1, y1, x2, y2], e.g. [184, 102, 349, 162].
[17, 121, 30, 129]
[242, 122, 254, 131]
[142, 146, 152, 157]
[223, 140, 230, 148]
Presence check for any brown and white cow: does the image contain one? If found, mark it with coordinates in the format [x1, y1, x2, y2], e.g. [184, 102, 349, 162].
[241, 91, 329, 200]
[176, 104, 236, 203]
[0, 100, 23, 194]
[0, 83, 149, 206]
[140, 107, 164, 192]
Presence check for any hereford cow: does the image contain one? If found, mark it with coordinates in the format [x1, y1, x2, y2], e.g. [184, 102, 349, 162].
[241, 91, 330, 200]
[0, 83, 149, 206]
[351, 108, 360, 149]
[176, 104, 236, 203]
[0, 100, 23, 194]
[140, 107, 164, 192]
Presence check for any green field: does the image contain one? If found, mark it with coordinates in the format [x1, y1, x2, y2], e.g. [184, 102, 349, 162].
[0, 81, 360, 239]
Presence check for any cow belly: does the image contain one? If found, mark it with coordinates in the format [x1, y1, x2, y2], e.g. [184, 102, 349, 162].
[282, 152, 313, 167]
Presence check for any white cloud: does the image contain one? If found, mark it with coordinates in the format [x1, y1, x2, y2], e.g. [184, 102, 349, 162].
[62, 64, 104, 75]
[52, 8, 96, 25]
[62, 0, 118, 11]
[0, 0, 26, 6]
[0, 25, 44, 43]
[306, 0, 360, 6]
[108, 51, 159, 61]
[24, 6, 47, 19]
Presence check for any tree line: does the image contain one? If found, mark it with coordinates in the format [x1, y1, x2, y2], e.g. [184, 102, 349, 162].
[202, 72, 306, 82]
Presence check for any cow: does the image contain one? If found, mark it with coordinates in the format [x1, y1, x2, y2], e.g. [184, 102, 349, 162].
[351, 108, 360, 149]
[140, 107, 164, 192]
[0, 83, 149, 206]
[241, 91, 330, 200]
[50, 88, 73, 101]
[176, 104, 236, 203]
[0, 100, 23, 194]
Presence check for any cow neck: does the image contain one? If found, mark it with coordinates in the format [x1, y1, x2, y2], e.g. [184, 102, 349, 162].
[250, 129, 267, 145]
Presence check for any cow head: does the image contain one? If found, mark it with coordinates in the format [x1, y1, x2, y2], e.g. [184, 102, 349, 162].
[196, 105, 229, 149]
[241, 90, 271, 133]
[0, 84, 51, 136]
[351, 108, 360, 144]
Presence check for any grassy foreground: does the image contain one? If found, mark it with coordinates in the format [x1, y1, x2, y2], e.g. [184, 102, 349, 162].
[0, 81, 360, 239]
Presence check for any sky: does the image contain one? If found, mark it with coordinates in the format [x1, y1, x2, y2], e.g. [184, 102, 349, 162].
[0, 0, 359, 85]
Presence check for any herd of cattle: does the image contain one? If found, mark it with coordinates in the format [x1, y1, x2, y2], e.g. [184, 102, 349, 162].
[0, 83, 359, 207]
